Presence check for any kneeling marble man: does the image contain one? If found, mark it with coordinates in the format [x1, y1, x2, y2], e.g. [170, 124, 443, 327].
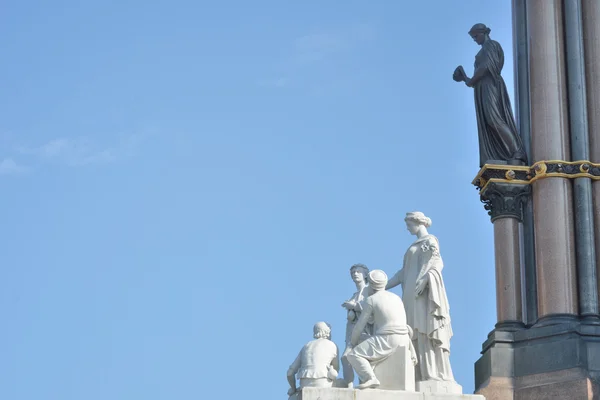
[347, 269, 416, 389]
[287, 322, 340, 396]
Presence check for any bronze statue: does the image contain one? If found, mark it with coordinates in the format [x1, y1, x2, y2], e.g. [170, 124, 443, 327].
[454, 23, 527, 167]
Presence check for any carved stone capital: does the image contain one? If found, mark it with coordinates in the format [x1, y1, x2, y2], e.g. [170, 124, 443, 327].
[480, 182, 531, 222]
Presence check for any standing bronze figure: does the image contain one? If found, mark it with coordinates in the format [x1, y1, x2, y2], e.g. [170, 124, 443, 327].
[454, 23, 527, 167]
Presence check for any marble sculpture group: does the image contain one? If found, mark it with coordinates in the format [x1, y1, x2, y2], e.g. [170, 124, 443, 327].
[286, 212, 462, 396]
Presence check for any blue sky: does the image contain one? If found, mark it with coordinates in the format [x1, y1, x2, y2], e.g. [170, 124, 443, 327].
[1, 1, 517, 398]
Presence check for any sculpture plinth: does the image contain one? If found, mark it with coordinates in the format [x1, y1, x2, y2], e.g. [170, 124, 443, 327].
[290, 387, 484, 400]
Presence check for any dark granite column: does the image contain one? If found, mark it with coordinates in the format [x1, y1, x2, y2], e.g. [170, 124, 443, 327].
[582, 0, 600, 308]
[564, 0, 599, 322]
[527, 0, 578, 322]
[512, 0, 538, 326]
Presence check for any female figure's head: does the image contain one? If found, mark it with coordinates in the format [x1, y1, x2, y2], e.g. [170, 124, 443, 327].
[350, 263, 369, 284]
[404, 211, 432, 237]
[469, 23, 491, 45]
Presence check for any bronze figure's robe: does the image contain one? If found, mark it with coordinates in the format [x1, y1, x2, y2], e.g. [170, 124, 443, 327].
[473, 40, 526, 167]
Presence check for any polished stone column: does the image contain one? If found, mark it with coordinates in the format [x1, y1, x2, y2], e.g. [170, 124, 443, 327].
[494, 218, 523, 327]
[564, 0, 599, 322]
[481, 182, 528, 329]
[512, 0, 537, 326]
[527, 0, 578, 320]
[475, 180, 528, 398]
[582, 0, 600, 304]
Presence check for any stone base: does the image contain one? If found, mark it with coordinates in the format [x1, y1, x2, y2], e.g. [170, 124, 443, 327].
[475, 377, 514, 400]
[373, 346, 415, 391]
[514, 368, 600, 399]
[417, 380, 463, 395]
[290, 387, 485, 400]
[475, 322, 600, 399]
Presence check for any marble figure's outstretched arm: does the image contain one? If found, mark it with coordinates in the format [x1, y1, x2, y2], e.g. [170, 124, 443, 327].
[386, 268, 404, 290]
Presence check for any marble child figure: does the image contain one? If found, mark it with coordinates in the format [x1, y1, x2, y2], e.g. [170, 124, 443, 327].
[346, 270, 416, 389]
[287, 322, 340, 396]
[340, 263, 371, 387]
[386, 212, 456, 385]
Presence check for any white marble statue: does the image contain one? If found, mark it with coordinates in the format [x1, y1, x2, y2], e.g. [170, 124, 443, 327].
[340, 263, 372, 387]
[346, 270, 416, 389]
[287, 322, 340, 396]
[386, 212, 456, 385]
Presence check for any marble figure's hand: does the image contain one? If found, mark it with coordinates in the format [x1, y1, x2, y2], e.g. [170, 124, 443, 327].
[288, 387, 297, 396]
[415, 278, 427, 296]
[342, 300, 356, 310]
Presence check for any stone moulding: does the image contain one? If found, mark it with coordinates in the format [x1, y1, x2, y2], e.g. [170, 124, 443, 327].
[472, 160, 600, 192]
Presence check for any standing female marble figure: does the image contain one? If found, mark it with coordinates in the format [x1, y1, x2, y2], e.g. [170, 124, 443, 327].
[453, 23, 526, 167]
[386, 212, 455, 383]
[341, 263, 371, 387]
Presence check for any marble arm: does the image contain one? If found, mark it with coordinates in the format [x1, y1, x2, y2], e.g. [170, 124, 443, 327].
[287, 374, 297, 394]
[331, 346, 340, 375]
[386, 269, 404, 290]
[351, 301, 373, 346]
[287, 351, 302, 392]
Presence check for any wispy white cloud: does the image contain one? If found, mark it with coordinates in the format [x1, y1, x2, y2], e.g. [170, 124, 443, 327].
[17, 133, 145, 167]
[259, 23, 376, 90]
[18, 137, 114, 166]
[0, 131, 149, 177]
[0, 158, 29, 175]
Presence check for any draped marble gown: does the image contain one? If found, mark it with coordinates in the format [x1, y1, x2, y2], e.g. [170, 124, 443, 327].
[390, 234, 455, 382]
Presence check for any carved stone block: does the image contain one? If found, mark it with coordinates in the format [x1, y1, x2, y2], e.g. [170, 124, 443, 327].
[373, 346, 415, 391]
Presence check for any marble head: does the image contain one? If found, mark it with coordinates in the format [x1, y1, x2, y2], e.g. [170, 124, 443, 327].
[350, 263, 369, 283]
[313, 322, 332, 339]
[368, 270, 388, 293]
[405, 211, 432, 235]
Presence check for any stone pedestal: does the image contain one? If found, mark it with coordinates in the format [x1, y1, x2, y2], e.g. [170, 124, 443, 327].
[289, 387, 484, 400]
[474, 322, 600, 399]
[417, 381, 463, 395]
[373, 346, 415, 391]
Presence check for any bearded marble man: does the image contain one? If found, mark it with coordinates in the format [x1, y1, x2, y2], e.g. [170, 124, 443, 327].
[346, 270, 415, 389]
[287, 322, 340, 396]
